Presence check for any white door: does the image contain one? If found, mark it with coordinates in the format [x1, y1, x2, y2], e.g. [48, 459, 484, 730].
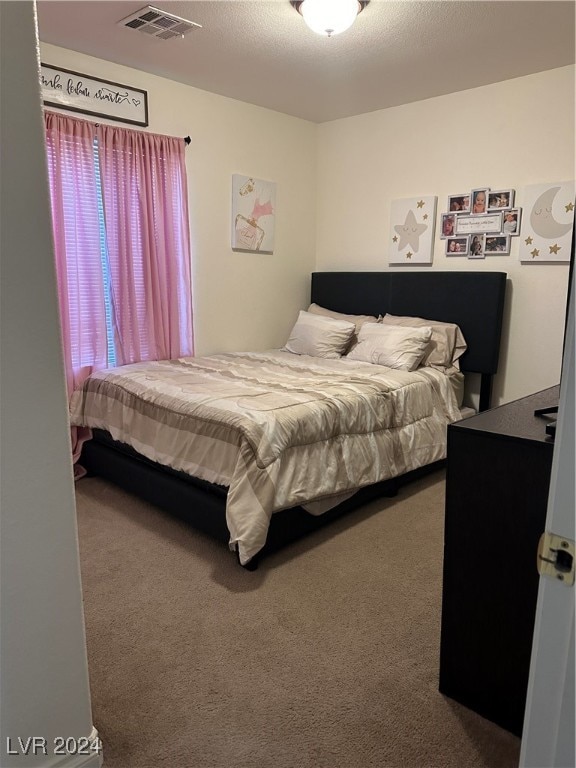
[520, 264, 575, 768]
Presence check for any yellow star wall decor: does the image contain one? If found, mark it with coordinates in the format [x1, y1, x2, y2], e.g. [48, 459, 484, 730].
[389, 196, 437, 265]
[520, 180, 575, 263]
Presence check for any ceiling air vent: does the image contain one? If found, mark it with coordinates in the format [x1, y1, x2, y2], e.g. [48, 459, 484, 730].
[118, 5, 202, 40]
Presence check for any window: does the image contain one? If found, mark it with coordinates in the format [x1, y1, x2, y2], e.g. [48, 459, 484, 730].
[44, 111, 193, 399]
[93, 139, 117, 366]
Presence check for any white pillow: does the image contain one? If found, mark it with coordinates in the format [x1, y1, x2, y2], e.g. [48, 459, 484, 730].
[346, 323, 432, 371]
[283, 310, 355, 359]
[307, 303, 379, 335]
[307, 303, 380, 353]
[382, 313, 466, 371]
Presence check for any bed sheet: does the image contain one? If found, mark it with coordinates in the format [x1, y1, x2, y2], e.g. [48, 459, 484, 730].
[69, 350, 461, 564]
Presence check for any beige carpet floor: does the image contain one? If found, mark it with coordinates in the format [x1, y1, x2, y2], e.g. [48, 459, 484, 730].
[75, 469, 521, 768]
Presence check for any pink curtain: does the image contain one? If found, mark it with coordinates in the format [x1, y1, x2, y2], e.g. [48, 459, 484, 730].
[97, 123, 193, 365]
[44, 113, 106, 468]
[44, 111, 194, 471]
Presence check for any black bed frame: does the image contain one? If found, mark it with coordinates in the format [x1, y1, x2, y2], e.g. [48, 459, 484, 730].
[81, 271, 507, 568]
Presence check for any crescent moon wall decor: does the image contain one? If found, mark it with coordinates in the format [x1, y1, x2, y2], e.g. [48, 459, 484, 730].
[520, 180, 575, 263]
[389, 196, 437, 265]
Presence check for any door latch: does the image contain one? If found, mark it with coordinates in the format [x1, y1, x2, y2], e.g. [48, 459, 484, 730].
[537, 532, 575, 586]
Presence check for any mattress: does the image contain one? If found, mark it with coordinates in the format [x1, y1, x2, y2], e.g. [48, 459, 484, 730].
[70, 350, 462, 564]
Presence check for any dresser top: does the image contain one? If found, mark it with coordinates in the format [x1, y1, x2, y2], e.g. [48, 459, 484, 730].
[452, 386, 560, 445]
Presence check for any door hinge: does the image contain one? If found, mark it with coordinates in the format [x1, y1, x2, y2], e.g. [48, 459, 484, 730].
[537, 532, 575, 586]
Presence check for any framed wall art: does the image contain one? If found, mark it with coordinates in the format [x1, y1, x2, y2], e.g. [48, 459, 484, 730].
[446, 236, 470, 256]
[519, 181, 575, 263]
[440, 213, 457, 239]
[441, 185, 522, 260]
[231, 175, 276, 253]
[389, 196, 437, 264]
[41, 64, 148, 126]
[469, 234, 486, 259]
[502, 208, 522, 236]
[471, 188, 489, 214]
[447, 194, 471, 213]
[488, 189, 515, 211]
[485, 235, 511, 254]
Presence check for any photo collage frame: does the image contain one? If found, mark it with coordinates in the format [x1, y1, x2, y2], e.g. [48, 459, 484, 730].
[440, 187, 522, 259]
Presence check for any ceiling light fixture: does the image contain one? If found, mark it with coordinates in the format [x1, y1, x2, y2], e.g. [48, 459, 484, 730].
[291, 0, 369, 37]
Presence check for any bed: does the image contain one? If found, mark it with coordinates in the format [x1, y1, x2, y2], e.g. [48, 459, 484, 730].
[74, 270, 507, 568]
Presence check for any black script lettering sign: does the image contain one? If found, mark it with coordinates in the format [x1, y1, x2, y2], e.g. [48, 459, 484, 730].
[41, 64, 148, 127]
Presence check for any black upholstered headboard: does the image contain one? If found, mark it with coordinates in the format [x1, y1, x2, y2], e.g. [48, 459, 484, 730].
[310, 271, 507, 410]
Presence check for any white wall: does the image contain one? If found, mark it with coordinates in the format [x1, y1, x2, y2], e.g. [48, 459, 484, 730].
[38, 43, 575, 406]
[316, 66, 575, 405]
[40, 42, 318, 356]
[0, 5, 100, 767]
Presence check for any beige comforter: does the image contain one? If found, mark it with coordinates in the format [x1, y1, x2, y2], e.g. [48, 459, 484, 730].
[69, 350, 461, 564]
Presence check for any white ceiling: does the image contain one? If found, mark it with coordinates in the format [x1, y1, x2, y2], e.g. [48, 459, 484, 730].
[36, 0, 576, 123]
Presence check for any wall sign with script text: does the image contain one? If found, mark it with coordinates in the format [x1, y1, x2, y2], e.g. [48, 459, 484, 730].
[41, 64, 148, 127]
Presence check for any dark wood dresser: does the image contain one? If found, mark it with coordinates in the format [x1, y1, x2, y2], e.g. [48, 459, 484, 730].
[439, 386, 559, 736]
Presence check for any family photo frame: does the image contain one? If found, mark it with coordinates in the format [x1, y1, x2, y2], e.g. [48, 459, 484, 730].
[448, 194, 471, 213]
[488, 189, 515, 211]
[471, 188, 490, 214]
[441, 186, 522, 258]
[440, 213, 457, 239]
[502, 208, 522, 236]
[469, 234, 486, 258]
[485, 234, 511, 254]
[445, 236, 470, 255]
